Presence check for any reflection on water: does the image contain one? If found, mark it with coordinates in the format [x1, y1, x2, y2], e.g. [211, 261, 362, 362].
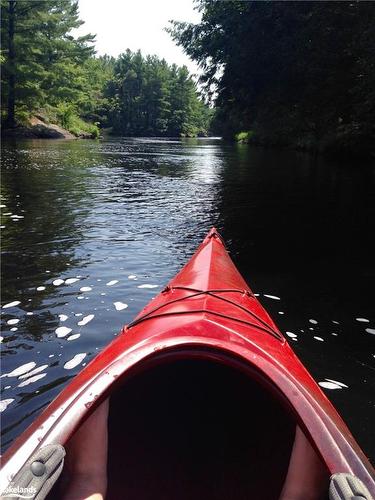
[1, 138, 374, 461]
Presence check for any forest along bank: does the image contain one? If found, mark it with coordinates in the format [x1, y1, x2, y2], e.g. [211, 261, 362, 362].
[1, 1, 211, 140]
[2, 1, 374, 157]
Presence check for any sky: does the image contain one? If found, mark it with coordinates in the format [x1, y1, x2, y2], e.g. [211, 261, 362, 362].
[74, 0, 202, 75]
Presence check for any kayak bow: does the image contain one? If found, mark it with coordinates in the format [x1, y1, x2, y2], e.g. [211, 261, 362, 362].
[1, 228, 374, 499]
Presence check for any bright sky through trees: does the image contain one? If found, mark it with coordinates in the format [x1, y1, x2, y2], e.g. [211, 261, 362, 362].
[74, 0, 201, 75]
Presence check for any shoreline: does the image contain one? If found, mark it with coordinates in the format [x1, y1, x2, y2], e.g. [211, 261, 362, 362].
[232, 134, 375, 161]
[2, 128, 373, 161]
[1, 124, 94, 140]
[1, 116, 97, 140]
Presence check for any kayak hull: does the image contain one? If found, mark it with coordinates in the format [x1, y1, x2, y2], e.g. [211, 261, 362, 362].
[1, 228, 374, 496]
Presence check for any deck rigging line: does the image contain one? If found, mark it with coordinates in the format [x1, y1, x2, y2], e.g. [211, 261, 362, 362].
[126, 286, 283, 341]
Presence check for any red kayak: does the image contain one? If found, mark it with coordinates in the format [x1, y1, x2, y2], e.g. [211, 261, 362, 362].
[1, 228, 374, 499]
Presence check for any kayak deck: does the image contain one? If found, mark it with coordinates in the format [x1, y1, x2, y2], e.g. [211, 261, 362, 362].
[107, 359, 296, 500]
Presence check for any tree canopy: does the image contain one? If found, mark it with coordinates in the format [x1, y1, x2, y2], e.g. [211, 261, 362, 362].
[106, 50, 211, 136]
[1, 0, 95, 127]
[169, 1, 375, 154]
[1, 0, 211, 137]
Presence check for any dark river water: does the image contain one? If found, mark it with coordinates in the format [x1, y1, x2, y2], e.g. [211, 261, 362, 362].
[1, 137, 374, 461]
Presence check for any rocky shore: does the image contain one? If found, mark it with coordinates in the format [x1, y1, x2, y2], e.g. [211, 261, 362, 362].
[1, 117, 95, 140]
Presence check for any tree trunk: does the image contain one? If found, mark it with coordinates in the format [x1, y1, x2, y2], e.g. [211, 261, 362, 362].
[6, 0, 16, 128]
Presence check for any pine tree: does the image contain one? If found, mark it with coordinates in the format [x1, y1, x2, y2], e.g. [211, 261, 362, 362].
[1, 0, 95, 126]
[105, 50, 210, 137]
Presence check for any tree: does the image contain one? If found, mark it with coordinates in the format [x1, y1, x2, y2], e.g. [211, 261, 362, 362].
[1, 0, 95, 126]
[105, 49, 210, 137]
[168, 1, 375, 153]
[1, 2, 211, 137]
[79, 55, 116, 126]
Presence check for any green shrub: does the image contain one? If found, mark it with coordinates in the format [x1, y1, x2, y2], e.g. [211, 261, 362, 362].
[55, 103, 99, 138]
[234, 131, 254, 143]
[15, 109, 31, 126]
[56, 103, 76, 129]
[66, 115, 99, 138]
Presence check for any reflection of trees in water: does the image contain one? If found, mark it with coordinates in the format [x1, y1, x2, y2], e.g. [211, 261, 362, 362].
[1, 342, 34, 356]
[1, 140, 99, 308]
[216, 145, 322, 265]
[217, 144, 375, 277]
[1, 310, 63, 345]
[0, 139, 103, 370]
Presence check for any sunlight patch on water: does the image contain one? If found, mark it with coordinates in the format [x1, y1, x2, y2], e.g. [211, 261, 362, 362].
[0, 399, 14, 412]
[77, 314, 94, 326]
[18, 373, 47, 387]
[114, 301, 128, 311]
[65, 278, 80, 284]
[106, 280, 119, 286]
[263, 294, 280, 300]
[2, 362, 36, 378]
[18, 365, 48, 380]
[64, 353, 87, 370]
[53, 279, 64, 286]
[55, 326, 72, 338]
[6, 319, 19, 325]
[325, 378, 348, 388]
[319, 381, 343, 390]
[285, 331, 297, 338]
[2, 301, 21, 309]
[67, 334, 81, 341]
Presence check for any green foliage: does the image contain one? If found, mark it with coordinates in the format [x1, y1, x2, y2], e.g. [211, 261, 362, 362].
[105, 49, 210, 137]
[79, 55, 116, 126]
[169, 1, 375, 153]
[64, 114, 99, 138]
[1, 0, 96, 127]
[44, 102, 98, 137]
[56, 102, 76, 130]
[1, 1, 211, 137]
[234, 131, 254, 143]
